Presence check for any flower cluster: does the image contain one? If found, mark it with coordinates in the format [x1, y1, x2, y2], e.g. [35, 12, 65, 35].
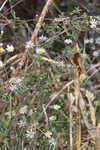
[84, 36, 100, 46]
[84, 38, 94, 44]
[64, 39, 72, 44]
[9, 77, 22, 91]
[0, 43, 14, 53]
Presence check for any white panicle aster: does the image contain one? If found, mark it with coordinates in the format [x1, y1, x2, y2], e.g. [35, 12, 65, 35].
[25, 40, 34, 49]
[71, 105, 77, 112]
[64, 39, 72, 44]
[9, 77, 16, 83]
[9, 84, 18, 91]
[48, 137, 56, 145]
[35, 47, 46, 55]
[49, 115, 56, 121]
[89, 38, 94, 44]
[17, 119, 26, 128]
[57, 60, 65, 67]
[45, 131, 52, 138]
[39, 35, 47, 41]
[6, 44, 14, 52]
[28, 109, 33, 116]
[95, 37, 100, 45]
[15, 78, 22, 85]
[53, 104, 61, 110]
[0, 60, 4, 68]
[0, 43, 5, 53]
[9, 77, 22, 91]
[26, 129, 35, 138]
[90, 19, 97, 29]
[84, 39, 89, 44]
[19, 105, 28, 114]
[92, 51, 99, 57]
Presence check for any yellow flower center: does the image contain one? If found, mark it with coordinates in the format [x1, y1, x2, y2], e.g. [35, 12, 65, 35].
[0, 47, 4, 52]
[29, 131, 33, 136]
[17, 79, 22, 83]
[51, 116, 55, 120]
[39, 49, 43, 53]
[22, 107, 26, 112]
[0, 63, 3, 67]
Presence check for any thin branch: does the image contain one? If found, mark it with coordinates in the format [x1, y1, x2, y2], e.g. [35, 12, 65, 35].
[31, 0, 54, 43]
[15, 0, 54, 75]
[45, 80, 74, 110]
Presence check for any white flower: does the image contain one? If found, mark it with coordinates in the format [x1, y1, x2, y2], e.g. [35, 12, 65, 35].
[0, 60, 4, 68]
[39, 35, 47, 41]
[49, 115, 56, 121]
[0, 30, 4, 36]
[5, 110, 16, 119]
[90, 64, 95, 69]
[9, 77, 22, 91]
[89, 38, 94, 44]
[52, 104, 61, 110]
[0, 43, 5, 53]
[72, 105, 77, 112]
[0, 43, 3, 47]
[35, 47, 46, 55]
[95, 37, 100, 45]
[25, 40, 34, 49]
[9, 77, 22, 85]
[17, 119, 26, 128]
[84, 39, 89, 44]
[6, 44, 14, 52]
[26, 129, 35, 138]
[91, 46, 95, 50]
[45, 131, 52, 138]
[28, 109, 33, 116]
[9, 77, 16, 83]
[92, 51, 99, 57]
[48, 137, 56, 145]
[90, 19, 97, 28]
[64, 39, 72, 44]
[19, 105, 28, 114]
[57, 60, 65, 67]
[15, 78, 22, 85]
[9, 84, 18, 91]
[86, 90, 95, 101]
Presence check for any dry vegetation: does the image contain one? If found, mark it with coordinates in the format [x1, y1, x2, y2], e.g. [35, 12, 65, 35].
[0, 0, 100, 149]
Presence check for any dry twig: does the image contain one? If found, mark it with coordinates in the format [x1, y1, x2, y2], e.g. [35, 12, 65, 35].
[45, 80, 73, 110]
[16, 0, 54, 75]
